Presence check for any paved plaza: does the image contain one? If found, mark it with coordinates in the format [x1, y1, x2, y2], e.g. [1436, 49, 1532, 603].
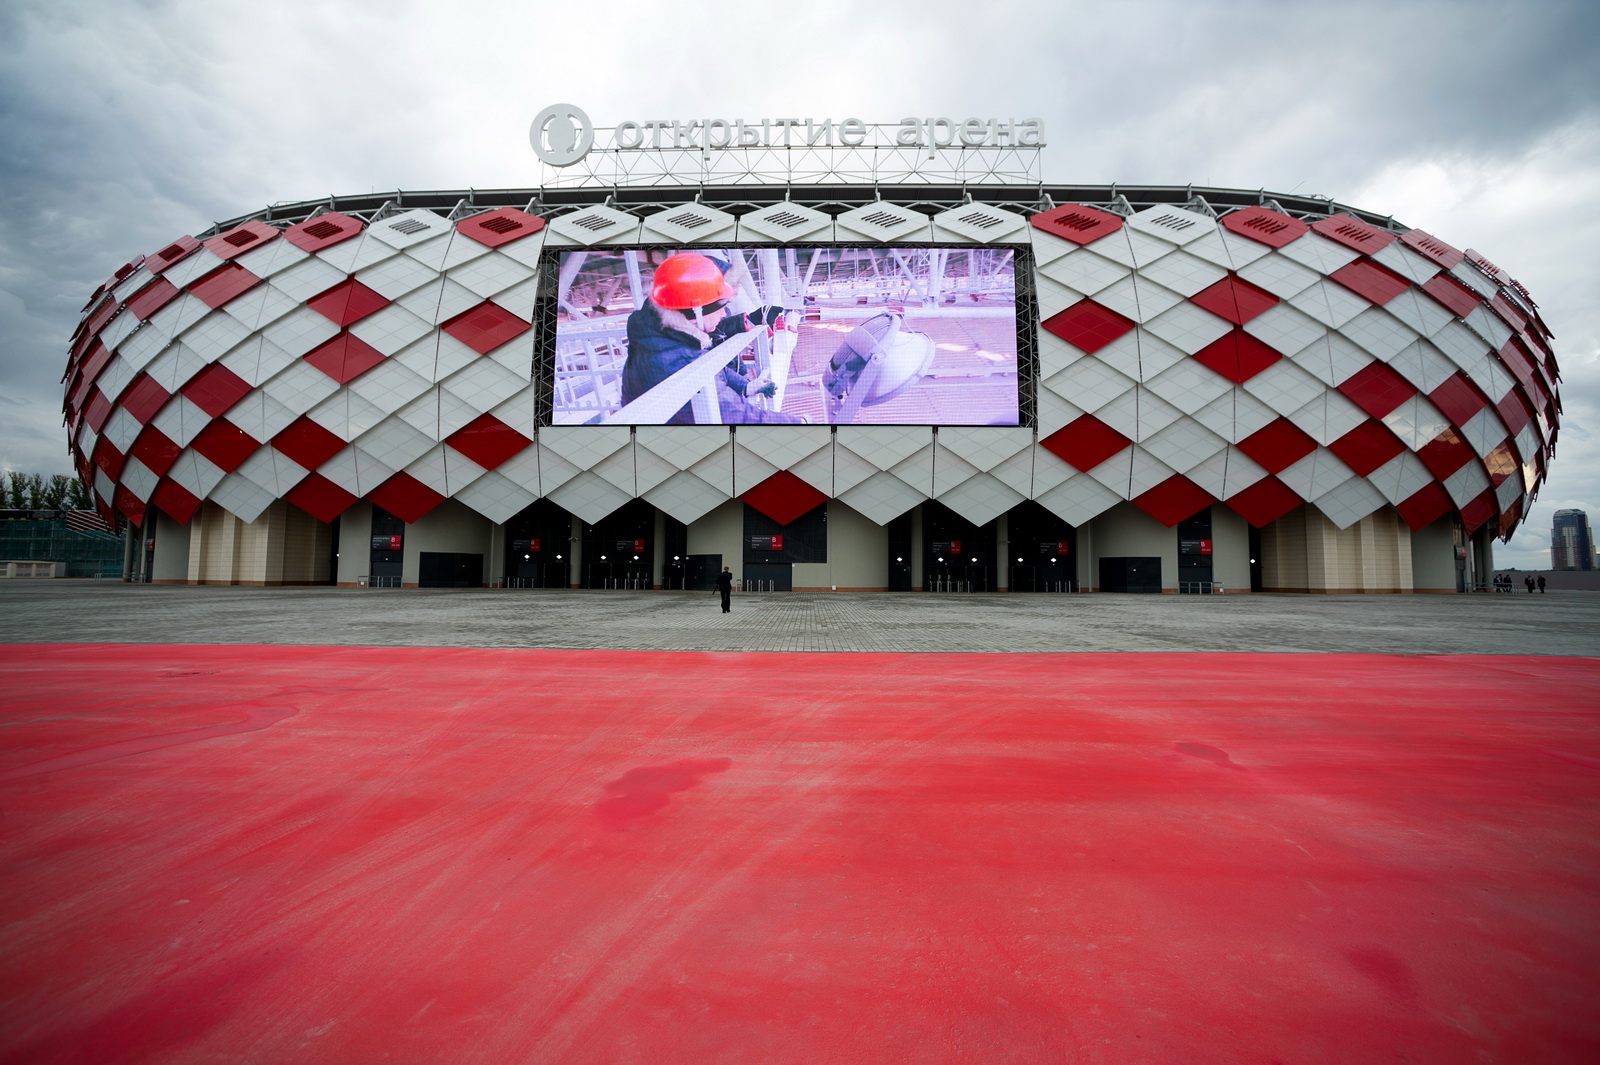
[1, 579, 1596, 654]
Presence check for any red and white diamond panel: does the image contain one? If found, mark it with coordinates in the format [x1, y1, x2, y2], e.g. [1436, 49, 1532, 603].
[66, 196, 1555, 542]
[1032, 203, 1555, 536]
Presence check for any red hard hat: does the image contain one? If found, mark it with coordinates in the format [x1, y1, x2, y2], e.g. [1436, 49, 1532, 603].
[650, 253, 734, 310]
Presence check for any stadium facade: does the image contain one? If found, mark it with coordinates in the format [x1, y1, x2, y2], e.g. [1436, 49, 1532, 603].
[63, 182, 1561, 594]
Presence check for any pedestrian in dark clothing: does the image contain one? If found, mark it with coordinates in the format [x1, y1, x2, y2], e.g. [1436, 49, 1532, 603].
[1526, 575, 1536, 593]
[1537, 575, 1546, 593]
[714, 566, 733, 613]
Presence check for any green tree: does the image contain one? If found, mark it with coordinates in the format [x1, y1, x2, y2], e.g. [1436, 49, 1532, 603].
[6, 471, 25, 509]
[67, 476, 94, 510]
[42, 475, 71, 509]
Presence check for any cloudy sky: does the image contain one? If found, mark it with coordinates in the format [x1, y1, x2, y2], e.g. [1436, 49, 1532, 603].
[2, 0, 1594, 567]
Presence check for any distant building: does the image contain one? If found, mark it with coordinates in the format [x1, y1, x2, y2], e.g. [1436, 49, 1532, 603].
[1551, 509, 1594, 570]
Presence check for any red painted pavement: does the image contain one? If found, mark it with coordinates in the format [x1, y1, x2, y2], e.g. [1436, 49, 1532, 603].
[1, 645, 1598, 1064]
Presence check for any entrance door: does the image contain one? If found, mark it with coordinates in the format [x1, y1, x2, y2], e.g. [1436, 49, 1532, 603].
[1099, 557, 1162, 593]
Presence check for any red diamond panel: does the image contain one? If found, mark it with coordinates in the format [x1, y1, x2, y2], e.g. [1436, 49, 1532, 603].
[1415, 428, 1475, 481]
[202, 219, 279, 262]
[1311, 214, 1396, 255]
[129, 427, 182, 478]
[1328, 419, 1406, 477]
[1497, 339, 1538, 394]
[1237, 417, 1317, 474]
[150, 478, 202, 525]
[442, 301, 532, 355]
[1428, 373, 1488, 427]
[1221, 206, 1307, 248]
[77, 341, 116, 394]
[1225, 476, 1303, 528]
[126, 277, 181, 321]
[1041, 415, 1132, 472]
[304, 332, 387, 384]
[1329, 258, 1411, 306]
[190, 419, 261, 474]
[1133, 475, 1214, 527]
[286, 473, 359, 524]
[1398, 229, 1464, 270]
[84, 389, 113, 434]
[1028, 203, 1123, 246]
[741, 471, 829, 526]
[118, 373, 171, 424]
[113, 484, 146, 526]
[1041, 300, 1135, 354]
[182, 363, 253, 418]
[1188, 275, 1279, 326]
[145, 235, 202, 276]
[308, 278, 391, 327]
[1495, 391, 1532, 436]
[1338, 362, 1416, 419]
[84, 296, 119, 339]
[273, 415, 349, 471]
[1489, 293, 1527, 335]
[189, 262, 263, 310]
[1396, 482, 1452, 531]
[91, 436, 125, 480]
[1192, 329, 1282, 384]
[368, 472, 446, 525]
[1459, 488, 1498, 536]
[1420, 273, 1480, 318]
[445, 414, 532, 472]
[1482, 440, 1518, 487]
[285, 212, 363, 253]
[457, 207, 546, 248]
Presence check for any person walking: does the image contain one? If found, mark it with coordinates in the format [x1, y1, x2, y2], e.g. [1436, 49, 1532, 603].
[1537, 574, 1547, 594]
[1525, 574, 1536, 593]
[714, 565, 734, 613]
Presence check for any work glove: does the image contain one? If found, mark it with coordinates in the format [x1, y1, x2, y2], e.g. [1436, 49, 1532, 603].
[754, 379, 777, 398]
[743, 305, 786, 330]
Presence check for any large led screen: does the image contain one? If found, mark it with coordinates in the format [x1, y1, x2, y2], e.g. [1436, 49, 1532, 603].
[550, 246, 1019, 426]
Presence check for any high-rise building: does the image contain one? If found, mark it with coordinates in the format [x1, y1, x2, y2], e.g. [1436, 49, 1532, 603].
[1551, 509, 1595, 570]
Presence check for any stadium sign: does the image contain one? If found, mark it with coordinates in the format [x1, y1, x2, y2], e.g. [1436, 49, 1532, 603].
[531, 104, 1045, 167]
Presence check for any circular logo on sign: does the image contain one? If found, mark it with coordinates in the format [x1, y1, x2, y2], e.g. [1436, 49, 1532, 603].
[529, 104, 594, 167]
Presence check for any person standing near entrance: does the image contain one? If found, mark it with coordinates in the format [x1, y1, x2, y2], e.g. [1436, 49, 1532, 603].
[714, 565, 734, 613]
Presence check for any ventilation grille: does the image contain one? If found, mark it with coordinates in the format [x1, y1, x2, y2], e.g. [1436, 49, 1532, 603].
[222, 230, 260, 247]
[663, 211, 712, 230]
[957, 211, 1005, 229]
[478, 216, 523, 234]
[765, 210, 808, 229]
[1241, 215, 1291, 236]
[1147, 213, 1198, 233]
[387, 218, 432, 236]
[569, 213, 619, 232]
[156, 243, 188, 261]
[302, 220, 344, 239]
[1048, 211, 1103, 233]
[1410, 235, 1451, 258]
[859, 210, 906, 228]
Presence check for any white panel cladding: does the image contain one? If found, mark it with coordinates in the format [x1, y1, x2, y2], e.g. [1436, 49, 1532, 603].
[392, 333, 478, 384]
[688, 441, 735, 495]
[1242, 303, 1325, 358]
[931, 203, 1028, 244]
[1139, 417, 1227, 473]
[348, 357, 431, 416]
[835, 201, 932, 243]
[636, 426, 731, 469]
[930, 446, 980, 495]
[366, 209, 453, 250]
[315, 231, 400, 273]
[221, 337, 296, 389]
[1125, 205, 1214, 246]
[1034, 470, 1122, 526]
[270, 256, 349, 304]
[731, 446, 779, 496]
[1143, 300, 1233, 354]
[259, 358, 339, 415]
[590, 440, 638, 494]
[261, 306, 340, 360]
[835, 426, 933, 470]
[1278, 448, 1357, 502]
[495, 442, 541, 495]
[836, 470, 925, 526]
[631, 442, 680, 494]
[236, 446, 309, 497]
[393, 385, 480, 440]
[119, 457, 159, 502]
[939, 472, 1025, 526]
[1135, 249, 1228, 298]
[404, 232, 493, 274]
[1143, 359, 1233, 415]
[1037, 248, 1131, 297]
[1288, 280, 1371, 330]
[448, 253, 536, 301]
[209, 472, 278, 523]
[827, 442, 880, 495]
[316, 445, 394, 496]
[405, 444, 488, 496]
[151, 394, 212, 447]
[1034, 276, 1089, 318]
[161, 247, 226, 288]
[732, 425, 831, 469]
[1371, 242, 1441, 286]
[1313, 476, 1387, 530]
[348, 304, 432, 356]
[787, 440, 836, 496]
[1289, 391, 1369, 446]
[936, 427, 1032, 471]
[454, 470, 536, 524]
[643, 203, 737, 245]
[234, 237, 309, 279]
[645, 470, 732, 525]
[545, 204, 642, 247]
[358, 254, 443, 301]
[888, 443, 936, 496]
[1236, 253, 1320, 300]
[548, 470, 633, 524]
[355, 416, 435, 472]
[1182, 227, 1272, 270]
[538, 425, 632, 470]
[1383, 288, 1454, 338]
[1369, 451, 1435, 505]
[1277, 232, 1361, 276]
[1338, 307, 1419, 363]
[166, 449, 227, 499]
[988, 446, 1036, 496]
[1086, 447, 1134, 495]
[737, 202, 833, 243]
[182, 312, 254, 362]
[102, 407, 142, 452]
[226, 389, 297, 442]
[309, 388, 387, 441]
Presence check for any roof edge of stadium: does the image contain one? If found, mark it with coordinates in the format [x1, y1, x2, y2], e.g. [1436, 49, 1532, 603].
[205, 184, 1401, 239]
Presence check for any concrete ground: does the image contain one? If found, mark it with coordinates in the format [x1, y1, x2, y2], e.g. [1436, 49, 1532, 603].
[1, 580, 1597, 653]
[2, 583, 1597, 1064]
